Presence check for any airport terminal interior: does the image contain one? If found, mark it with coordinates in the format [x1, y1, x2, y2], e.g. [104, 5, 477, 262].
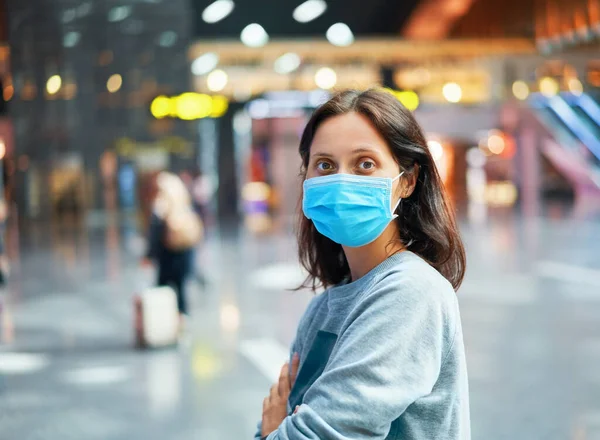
[1, 0, 600, 439]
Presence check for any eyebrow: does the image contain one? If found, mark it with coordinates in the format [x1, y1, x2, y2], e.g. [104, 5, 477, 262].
[311, 146, 382, 158]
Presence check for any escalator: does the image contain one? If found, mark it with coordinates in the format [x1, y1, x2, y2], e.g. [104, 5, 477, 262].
[561, 92, 600, 159]
[572, 106, 600, 140]
[528, 93, 600, 193]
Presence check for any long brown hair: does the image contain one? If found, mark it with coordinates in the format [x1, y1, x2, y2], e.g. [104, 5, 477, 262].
[297, 89, 466, 291]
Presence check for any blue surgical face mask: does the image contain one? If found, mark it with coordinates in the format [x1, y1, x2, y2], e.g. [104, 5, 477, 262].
[302, 172, 404, 247]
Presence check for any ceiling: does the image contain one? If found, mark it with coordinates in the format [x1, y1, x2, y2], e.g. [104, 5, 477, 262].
[190, 0, 421, 40]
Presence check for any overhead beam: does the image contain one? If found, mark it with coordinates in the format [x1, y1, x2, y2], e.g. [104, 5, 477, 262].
[189, 38, 536, 64]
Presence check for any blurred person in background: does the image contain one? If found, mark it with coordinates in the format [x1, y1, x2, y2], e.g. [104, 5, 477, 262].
[191, 170, 215, 224]
[0, 198, 7, 285]
[190, 170, 214, 288]
[143, 172, 203, 328]
[258, 89, 470, 440]
[0, 160, 12, 286]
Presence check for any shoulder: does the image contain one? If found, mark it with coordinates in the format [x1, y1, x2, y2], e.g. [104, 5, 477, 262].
[362, 252, 459, 324]
[374, 251, 455, 298]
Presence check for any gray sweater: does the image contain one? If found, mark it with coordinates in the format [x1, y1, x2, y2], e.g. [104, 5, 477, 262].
[256, 251, 470, 440]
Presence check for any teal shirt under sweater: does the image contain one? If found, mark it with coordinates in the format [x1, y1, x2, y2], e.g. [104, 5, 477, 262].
[256, 251, 470, 440]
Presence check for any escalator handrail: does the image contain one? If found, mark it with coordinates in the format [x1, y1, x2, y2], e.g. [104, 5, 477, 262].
[529, 95, 582, 149]
[544, 95, 600, 160]
[576, 93, 600, 128]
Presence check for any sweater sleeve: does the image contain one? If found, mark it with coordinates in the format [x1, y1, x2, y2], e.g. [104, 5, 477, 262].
[266, 282, 454, 440]
[254, 294, 325, 440]
[253, 343, 298, 440]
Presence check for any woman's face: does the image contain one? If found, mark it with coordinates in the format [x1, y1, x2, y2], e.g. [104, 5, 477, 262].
[306, 112, 403, 196]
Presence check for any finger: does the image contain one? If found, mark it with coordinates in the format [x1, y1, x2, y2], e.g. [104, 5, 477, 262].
[263, 397, 269, 411]
[278, 363, 290, 396]
[293, 405, 300, 415]
[270, 384, 278, 400]
[290, 353, 300, 386]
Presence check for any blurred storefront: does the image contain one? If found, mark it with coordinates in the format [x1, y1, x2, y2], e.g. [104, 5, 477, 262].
[2, 0, 600, 226]
[6, 0, 196, 222]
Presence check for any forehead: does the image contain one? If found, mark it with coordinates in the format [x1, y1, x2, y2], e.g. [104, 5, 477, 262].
[310, 112, 390, 156]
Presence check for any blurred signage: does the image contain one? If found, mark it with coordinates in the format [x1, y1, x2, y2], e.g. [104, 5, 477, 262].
[384, 89, 420, 111]
[246, 90, 330, 119]
[150, 93, 229, 121]
[394, 66, 491, 104]
[115, 136, 192, 158]
[263, 90, 330, 108]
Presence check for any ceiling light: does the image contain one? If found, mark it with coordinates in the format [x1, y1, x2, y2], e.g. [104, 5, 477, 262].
[207, 69, 228, 92]
[202, 0, 235, 24]
[63, 31, 81, 48]
[568, 78, 583, 96]
[241, 24, 269, 48]
[77, 2, 92, 17]
[158, 31, 178, 47]
[539, 77, 559, 97]
[326, 23, 354, 47]
[108, 6, 131, 22]
[62, 9, 76, 24]
[488, 134, 505, 155]
[46, 75, 62, 95]
[512, 81, 529, 100]
[293, 0, 327, 23]
[274, 53, 301, 74]
[315, 67, 337, 90]
[192, 52, 219, 76]
[107, 74, 123, 93]
[442, 82, 462, 103]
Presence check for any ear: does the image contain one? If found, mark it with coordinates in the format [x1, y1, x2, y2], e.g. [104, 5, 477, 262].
[397, 164, 419, 198]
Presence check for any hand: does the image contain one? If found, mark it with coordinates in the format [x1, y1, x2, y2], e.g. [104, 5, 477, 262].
[261, 353, 300, 438]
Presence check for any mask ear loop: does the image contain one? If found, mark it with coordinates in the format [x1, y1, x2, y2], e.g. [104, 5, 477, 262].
[391, 171, 405, 219]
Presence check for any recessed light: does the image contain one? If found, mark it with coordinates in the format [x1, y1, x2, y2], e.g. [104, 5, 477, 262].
[293, 0, 327, 23]
[241, 24, 269, 48]
[326, 23, 354, 47]
[63, 31, 81, 48]
[192, 53, 220, 76]
[108, 6, 131, 23]
[202, 0, 235, 24]
[158, 31, 178, 47]
[315, 67, 337, 89]
[274, 53, 301, 74]
[207, 69, 228, 92]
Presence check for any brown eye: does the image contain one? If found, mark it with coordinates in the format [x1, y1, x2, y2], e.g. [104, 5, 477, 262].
[358, 160, 375, 171]
[316, 161, 333, 172]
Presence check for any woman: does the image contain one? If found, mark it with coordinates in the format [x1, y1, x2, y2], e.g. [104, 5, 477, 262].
[145, 172, 202, 321]
[257, 89, 470, 439]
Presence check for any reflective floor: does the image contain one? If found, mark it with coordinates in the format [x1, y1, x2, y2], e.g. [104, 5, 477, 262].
[1, 206, 600, 440]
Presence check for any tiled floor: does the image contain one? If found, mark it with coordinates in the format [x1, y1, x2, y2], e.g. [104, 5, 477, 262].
[1, 207, 600, 440]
